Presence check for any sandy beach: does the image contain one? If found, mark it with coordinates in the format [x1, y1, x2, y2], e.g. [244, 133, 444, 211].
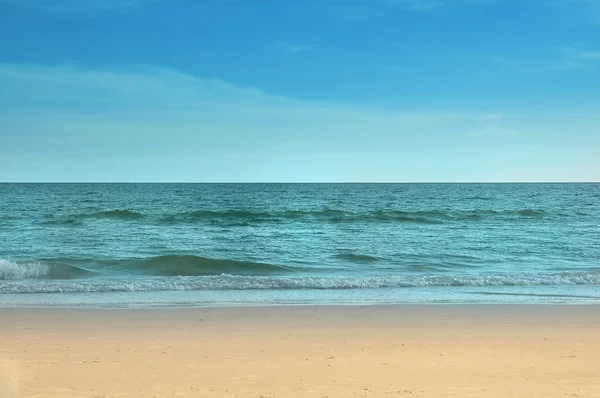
[1, 305, 599, 397]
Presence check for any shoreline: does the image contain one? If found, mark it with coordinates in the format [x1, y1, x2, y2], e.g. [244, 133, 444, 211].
[2, 283, 599, 309]
[1, 300, 600, 313]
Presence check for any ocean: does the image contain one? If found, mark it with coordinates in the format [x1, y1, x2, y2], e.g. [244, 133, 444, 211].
[0, 183, 598, 307]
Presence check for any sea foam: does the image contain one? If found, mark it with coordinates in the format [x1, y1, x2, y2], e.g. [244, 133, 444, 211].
[1, 270, 598, 294]
[0, 259, 90, 280]
[0, 259, 49, 280]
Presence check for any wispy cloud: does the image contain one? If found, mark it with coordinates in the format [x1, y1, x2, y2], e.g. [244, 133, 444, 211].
[276, 42, 313, 54]
[476, 46, 600, 74]
[554, 47, 600, 69]
[0, 62, 531, 182]
[577, 50, 600, 60]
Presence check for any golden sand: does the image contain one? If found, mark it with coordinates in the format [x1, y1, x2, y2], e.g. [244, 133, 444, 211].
[1, 305, 599, 397]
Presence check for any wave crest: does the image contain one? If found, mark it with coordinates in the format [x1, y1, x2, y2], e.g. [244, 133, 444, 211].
[121, 255, 295, 276]
[38, 207, 552, 226]
[0, 259, 91, 280]
[42, 209, 145, 225]
[334, 253, 380, 263]
[87, 209, 145, 219]
[157, 208, 551, 225]
[2, 256, 296, 280]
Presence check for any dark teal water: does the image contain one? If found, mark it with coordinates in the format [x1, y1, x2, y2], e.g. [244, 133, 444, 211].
[1, 183, 599, 307]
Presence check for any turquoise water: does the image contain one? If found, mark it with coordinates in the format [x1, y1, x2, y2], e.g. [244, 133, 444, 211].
[1, 183, 599, 307]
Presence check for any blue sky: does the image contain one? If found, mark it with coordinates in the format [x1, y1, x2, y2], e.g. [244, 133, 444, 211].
[0, 0, 599, 182]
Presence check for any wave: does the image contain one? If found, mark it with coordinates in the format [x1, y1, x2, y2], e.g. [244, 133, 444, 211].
[41, 209, 145, 225]
[34, 207, 556, 226]
[0, 255, 295, 280]
[1, 270, 598, 294]
[159, 210, 277, 225]
[334, 253, 380, 263]
[515, 209, 546, 217]
[1, 253, 504, 281]
[370, 210, 444, 224]
[41, 218, 84, 226]
[159, 209, 351, 223]
[157, 208, 551, 225]
[88, 209, 145, 219]
[116, 255, 296, 276]
[0, 259, 92, 280]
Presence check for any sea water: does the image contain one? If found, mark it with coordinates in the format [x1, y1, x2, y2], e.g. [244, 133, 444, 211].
[0, 183, 599, 307]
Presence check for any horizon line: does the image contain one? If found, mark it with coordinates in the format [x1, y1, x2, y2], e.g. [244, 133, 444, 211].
[0, 181, 598, 184]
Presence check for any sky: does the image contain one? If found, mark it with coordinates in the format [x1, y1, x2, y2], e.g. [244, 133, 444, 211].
[0, 0, 599, 182]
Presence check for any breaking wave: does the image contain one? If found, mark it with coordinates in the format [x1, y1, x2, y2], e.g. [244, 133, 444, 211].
[0, 259, 92, 280]
[0, 255, 295, 280]
[0, 270, 598, 294]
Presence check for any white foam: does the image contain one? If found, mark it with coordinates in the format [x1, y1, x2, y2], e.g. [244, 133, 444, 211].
[0, 259, 49, 280]
[0, 271, 599, 293]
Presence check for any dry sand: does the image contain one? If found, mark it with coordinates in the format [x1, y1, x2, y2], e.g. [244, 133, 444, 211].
[1, 305, 599, 398]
